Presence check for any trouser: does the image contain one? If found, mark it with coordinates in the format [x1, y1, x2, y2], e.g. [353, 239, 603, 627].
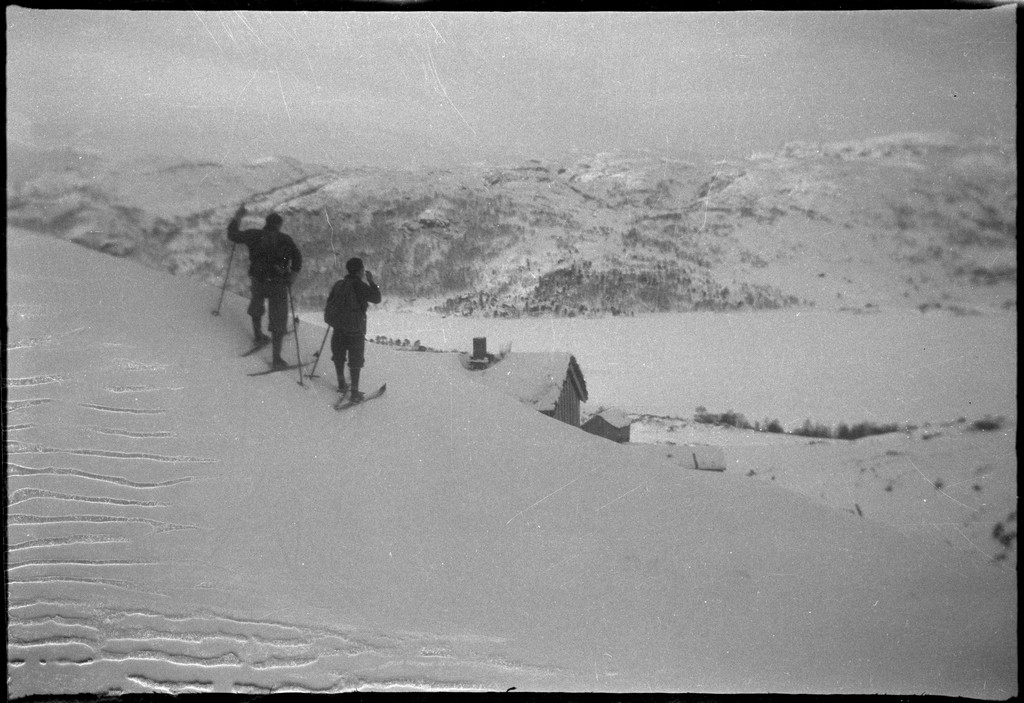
[331, 330, 366, 391]
[247, 278, 289, 335]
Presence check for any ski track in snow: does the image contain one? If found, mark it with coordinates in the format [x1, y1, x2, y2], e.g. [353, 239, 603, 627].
[7, 597, 558, 693]
[9, 535, 134, 551]
[8, 487, 169, 507]
[7, 398, 55, 412]
[8, 463, 199, 488]
[8, 513, 200, 532]
[6, 327, 90, 352]
[78, 402, 167, 415]
[90, 427, 176, 439]
[7, 375, 69, 387]
[106, 384, 185, 393]
[7, 442, 216, 463]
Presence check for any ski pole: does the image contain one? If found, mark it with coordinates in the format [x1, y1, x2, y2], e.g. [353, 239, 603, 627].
[287, 282, 304, 386]
[212, 243, 237, 316]
[307, 326, 331, 379]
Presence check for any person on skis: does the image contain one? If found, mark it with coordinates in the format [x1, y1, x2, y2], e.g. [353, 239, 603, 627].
[323, 257, 382, 402]
[228, 205, 302, 369]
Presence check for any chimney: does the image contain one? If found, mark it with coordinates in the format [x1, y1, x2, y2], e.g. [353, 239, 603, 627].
[472, 337, 488, 360]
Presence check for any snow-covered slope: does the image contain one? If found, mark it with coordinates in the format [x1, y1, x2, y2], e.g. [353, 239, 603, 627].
[6, 228, 1016, 696]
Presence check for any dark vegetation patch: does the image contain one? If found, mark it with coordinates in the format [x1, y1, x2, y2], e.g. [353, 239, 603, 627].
[693, 406, 904, 440]
[992, 511, 1017, 564]
[969, 415, 1005, 432]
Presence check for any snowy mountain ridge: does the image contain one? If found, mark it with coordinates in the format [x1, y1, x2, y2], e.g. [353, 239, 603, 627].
[6, 131, 1016, 316]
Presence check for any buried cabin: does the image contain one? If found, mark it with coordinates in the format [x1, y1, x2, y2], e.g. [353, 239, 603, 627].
[467, 341, 588, 427]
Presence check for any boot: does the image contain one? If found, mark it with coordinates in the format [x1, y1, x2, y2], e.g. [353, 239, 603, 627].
[334, 362, 348, 394]
[349, 367, 364, 402]
[271, 333, 287, 369]
[252, 316, 269, 344]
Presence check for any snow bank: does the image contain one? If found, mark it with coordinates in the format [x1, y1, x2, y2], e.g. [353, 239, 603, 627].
[7, 229, 1017, 696]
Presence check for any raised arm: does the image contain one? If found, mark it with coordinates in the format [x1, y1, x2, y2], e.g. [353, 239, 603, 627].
[227, 205, 251, 244]
[364, 271, 382, 304]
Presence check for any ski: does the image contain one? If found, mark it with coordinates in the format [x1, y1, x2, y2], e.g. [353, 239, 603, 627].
[239, 328, 294, 357]
[333, 384, 386, 411]
[247, 361, 309, 377]
[239, 338, 271, 357]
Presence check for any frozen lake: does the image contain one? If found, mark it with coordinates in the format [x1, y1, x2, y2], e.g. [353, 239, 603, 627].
[300, 309, 1017, 427]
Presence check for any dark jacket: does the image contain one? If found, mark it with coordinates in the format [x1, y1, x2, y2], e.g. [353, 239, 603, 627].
[324, 274, 382, 335]
[228, 218, 302, 282]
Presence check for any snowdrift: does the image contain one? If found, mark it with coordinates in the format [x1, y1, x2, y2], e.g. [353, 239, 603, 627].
[6, 229, 1017, 696]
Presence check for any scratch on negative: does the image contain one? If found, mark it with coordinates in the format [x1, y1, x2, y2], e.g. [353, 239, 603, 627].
[507, 469, 597, 525]
[906, 457, 974, 510]
[192, 12, 223, 53]
[935, 487, 974, 511]
[424, 43, 475, 136]
[323, 207, 338, 265]
[275, 69, 293, 124]
[597, 484, 644, 512]
[233, 11, 266, 46]
[426, 16, 447, 44]
[954, 526, 997, 562]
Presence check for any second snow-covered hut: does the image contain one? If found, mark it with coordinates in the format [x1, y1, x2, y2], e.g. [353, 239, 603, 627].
[582, 407, 632, 443]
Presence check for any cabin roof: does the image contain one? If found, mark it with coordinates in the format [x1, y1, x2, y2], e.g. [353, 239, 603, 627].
[586, 407, 632, 428]
[476, 352, 588, 412]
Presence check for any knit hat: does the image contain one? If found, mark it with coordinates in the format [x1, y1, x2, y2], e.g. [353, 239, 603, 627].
[346, 257, 364, 275]
[265, 213, 283, 229]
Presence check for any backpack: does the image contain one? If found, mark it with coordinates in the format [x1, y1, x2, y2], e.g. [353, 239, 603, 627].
[254, 231, 293, 281]
[324, 278, 360, 328]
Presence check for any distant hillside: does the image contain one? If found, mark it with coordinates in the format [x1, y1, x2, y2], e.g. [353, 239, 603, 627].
[7, 132, 1016, 316]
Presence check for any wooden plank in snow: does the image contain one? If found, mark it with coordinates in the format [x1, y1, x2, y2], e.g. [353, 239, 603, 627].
[686, 444, 726, 472]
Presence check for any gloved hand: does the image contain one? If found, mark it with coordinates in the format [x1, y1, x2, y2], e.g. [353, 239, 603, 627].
[234, 204, 247, 219]
[365, 270, 375, 285]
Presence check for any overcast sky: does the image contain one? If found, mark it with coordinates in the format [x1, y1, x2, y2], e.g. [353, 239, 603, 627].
[6, 8, 1017, 167]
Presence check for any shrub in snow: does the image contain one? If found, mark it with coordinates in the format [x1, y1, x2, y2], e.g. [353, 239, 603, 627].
[970, 415, 1004, 432]
[694, 407, 752, 429]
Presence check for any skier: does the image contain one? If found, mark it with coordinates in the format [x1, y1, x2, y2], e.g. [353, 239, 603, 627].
[323, 257, 382, 402]
[228, 205, 303, 369]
